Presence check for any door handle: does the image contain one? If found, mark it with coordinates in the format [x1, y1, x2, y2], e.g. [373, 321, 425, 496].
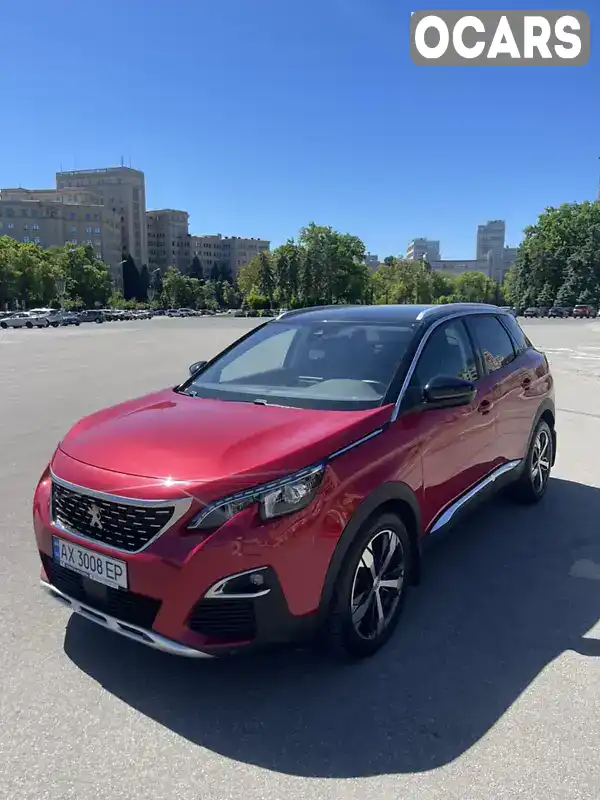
[478, 399, 493, 414]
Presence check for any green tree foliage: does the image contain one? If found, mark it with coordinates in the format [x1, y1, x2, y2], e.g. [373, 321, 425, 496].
[188, 255, 203, 280]
[504, 201, 600, 308]
[122, 255, 140, 301]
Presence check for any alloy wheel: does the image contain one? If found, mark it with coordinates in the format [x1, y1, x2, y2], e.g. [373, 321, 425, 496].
[350, 528, 405, 641]
[531, 428, 551, 493]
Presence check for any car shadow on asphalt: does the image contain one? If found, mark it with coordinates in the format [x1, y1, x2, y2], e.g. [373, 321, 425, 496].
[63, 477, 600, 778]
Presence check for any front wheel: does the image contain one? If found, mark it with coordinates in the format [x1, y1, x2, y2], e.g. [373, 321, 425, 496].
[323, 513, 412, 660]
[511, 419, 553, 504]
[26, 321, 33, 328]
[0, 322, 7, 329]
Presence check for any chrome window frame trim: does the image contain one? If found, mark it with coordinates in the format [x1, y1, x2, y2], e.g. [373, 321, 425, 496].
[49, 469, 193, 555]
[390, 308, 510, 423]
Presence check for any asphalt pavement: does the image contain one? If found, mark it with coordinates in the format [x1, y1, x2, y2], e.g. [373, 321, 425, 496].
[1, 316, 598, 800]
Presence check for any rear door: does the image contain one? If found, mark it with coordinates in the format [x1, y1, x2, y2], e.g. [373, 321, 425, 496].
[465, 313, 533, 464]
[398, 318, 499, 524]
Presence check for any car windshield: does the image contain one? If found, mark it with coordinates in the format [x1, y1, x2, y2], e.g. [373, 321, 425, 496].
[181, 318, 416, 410]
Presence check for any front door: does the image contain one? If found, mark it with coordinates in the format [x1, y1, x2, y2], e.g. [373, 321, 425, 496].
[397, 318, 499, 531]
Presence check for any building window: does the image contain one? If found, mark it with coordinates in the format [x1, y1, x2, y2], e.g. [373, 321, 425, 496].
[94, 227, 101, 234]
[23, 236, 30, 243]
[86, 239, 93, 244]
[6, 208, 14, 217]
[23, 224, 29, 230]
[93, 214, 99, 221]
[32, 224, 39, 231]
[70, 212, 76, 220]
[8, 222, 14, 229]
[34, 237, 41, 244]
[71, 226, 77, 233]
[21, 208, 28, 217]
[85, 226, 92, 233]
[85, 213, 91, 221]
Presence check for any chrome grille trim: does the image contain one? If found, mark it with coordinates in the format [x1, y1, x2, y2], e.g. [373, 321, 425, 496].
[49, 469, 193, 554]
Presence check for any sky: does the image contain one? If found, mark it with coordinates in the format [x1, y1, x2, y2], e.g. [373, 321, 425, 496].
[2, 0, 598, 260]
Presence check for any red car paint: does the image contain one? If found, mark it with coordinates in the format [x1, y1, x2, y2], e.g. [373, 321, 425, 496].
[33, 304, 555, 658]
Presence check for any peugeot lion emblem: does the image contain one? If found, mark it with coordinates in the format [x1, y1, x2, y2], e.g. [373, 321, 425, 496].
[88, 503, 103, 530]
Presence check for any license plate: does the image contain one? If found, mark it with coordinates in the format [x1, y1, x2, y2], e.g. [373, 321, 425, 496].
[52, 536, 128, 590]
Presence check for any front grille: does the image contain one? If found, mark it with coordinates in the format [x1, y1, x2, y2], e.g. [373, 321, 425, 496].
[188, 598, 256, 643]
[41, 552, 161, 629]
[52, 480, 175, 553]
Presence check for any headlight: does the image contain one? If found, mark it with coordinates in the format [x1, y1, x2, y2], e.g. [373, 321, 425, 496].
[188, 464, 325, 531]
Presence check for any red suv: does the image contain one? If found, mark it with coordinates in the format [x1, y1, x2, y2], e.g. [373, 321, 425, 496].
[33, 303, 556, 660]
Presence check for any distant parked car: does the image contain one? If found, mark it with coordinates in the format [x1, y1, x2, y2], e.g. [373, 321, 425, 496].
[548, 307, 568, 318]
[573, 304, 595, 319]
[79, 309, 105, 323]
[499, 306, 518, 317]
[47, 310, 81, 327]
[523, 307, 541, 318]
[0, 311, 49, 329]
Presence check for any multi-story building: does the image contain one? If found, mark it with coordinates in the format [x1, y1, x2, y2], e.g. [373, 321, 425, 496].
[1, 187, 104, 206]
[56, 167, 148, 268]
[502, 246, 518, 273]
[430, 259, 481, 276]
[0, 197, 122, 286]
[476, 220, 506, 267]
[189, 234, 270, 277]
[364, 253, 381, 272]
[406, 238, 441, 262]
[147, 209, 190, 274]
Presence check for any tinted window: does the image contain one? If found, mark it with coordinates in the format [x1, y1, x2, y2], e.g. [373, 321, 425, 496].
[468, 315, 516, 373]
[500, 314, 530, 353]
[184, 319, 416, 411]
[403, 320, 479, 409]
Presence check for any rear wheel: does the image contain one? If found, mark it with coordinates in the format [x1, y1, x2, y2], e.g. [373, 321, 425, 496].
[323, 513, 411, 660]
[0, 322, 7, 329]
[26, 321, 33, 328]
[511, 419, 553, 504]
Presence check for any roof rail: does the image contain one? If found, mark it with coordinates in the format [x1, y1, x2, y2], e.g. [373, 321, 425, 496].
[276, 304, 358, 321]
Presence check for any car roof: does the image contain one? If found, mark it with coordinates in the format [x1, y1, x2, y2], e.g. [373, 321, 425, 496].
[276, 302, 506, 325]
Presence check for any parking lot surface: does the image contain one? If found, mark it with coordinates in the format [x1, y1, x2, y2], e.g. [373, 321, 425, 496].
[1, 317, 599, 800]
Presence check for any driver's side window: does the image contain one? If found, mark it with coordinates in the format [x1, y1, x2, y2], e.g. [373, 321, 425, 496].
[402, 319, 479, 411]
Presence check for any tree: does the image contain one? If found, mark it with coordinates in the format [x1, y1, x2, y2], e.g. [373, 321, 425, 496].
[508, 201, 600, 309]
[189, 255, 203, 280]
[257, 252, 274, 306]
[122, 255, 140, 301]
[537, 282, 555, 307]
[237, 257, 261, 296]
[137, 264, 150, 302]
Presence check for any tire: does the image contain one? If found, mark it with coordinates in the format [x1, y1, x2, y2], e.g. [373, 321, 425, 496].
[511, 419, 553, 504]
[75, 322, 80, 326]
[51, 323, 59, 328]
[26, 321, 33, 328]
[0, 322, 7, 329]
[323, 512, 412, 660]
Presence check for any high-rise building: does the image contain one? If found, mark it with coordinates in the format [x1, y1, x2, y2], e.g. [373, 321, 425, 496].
[476, 220, 505, 269]
[503, 246, 518, 273]
[0, 195, 122, 286]
[189, 234, 270, 277]
[147, 209, 190, 274]
[364, 253, 381, 272]
[56, 167, 148, 268]
[406, 238, 441, 262]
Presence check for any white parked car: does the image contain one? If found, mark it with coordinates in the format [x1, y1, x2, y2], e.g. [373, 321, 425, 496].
[0, 312, 50, 329]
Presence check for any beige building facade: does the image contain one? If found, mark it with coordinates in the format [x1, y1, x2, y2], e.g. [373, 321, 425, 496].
[147, 210, 190, 274]
[0, 197, 122, 287]
[189, 234, 270, 277]
[56, 167, 148, 267]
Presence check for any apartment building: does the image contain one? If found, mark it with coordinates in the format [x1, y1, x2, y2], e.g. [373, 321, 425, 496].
[147, 209, 190, 273]
[0, 197, 122, 286]
[406, 238, 441, 262]
[189, 234, 270, 277]
[364, 253, 381, 272]
[56, 167, 148, 267]
[476, 220, 506, 264]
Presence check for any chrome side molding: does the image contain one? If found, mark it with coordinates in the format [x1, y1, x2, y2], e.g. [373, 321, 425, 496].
[428, 459, 522, 534]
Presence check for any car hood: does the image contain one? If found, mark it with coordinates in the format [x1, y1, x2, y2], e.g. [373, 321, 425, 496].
[58, 388, 389, 489]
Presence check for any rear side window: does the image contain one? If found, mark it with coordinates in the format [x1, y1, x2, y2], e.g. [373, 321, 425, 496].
[500, 314, 531, 353]
[467, 315, 516, 373]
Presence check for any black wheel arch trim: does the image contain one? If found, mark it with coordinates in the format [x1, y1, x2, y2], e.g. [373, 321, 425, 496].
[527, 397, 556, 467]
[318, 481, 422, 619]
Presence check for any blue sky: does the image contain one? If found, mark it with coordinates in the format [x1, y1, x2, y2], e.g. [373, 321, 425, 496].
[2, 0, 598, 259]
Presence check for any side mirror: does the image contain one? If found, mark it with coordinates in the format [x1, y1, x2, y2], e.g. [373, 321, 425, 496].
[423, 375, 476, 409]
[189, 360, 207, 376]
